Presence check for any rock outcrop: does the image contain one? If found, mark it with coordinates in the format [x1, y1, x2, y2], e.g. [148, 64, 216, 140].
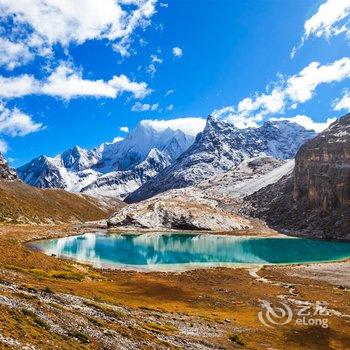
[108, 188, 252, 231]
[0, 154, 17, 180]
[293, 113, 350, 212]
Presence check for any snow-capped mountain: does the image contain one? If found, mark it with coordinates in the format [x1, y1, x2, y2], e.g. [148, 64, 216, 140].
[17, 122, 195, 198]
[0, 153, 17, 181]
[126, 116, 317, 203]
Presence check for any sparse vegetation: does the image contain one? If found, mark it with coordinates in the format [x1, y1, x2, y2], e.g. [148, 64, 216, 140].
[43, 286, 54, 294]
[229, 333, 245, 346]
[0, 180, 124, 224]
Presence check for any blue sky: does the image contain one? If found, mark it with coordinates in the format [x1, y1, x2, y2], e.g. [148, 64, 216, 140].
[0, 0, 349, 167]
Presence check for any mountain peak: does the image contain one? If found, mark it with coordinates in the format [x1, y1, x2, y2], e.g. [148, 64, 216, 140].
[17, 119, 197, 198]
[0, 154, 17, 181]
[126, 116, 317, 203]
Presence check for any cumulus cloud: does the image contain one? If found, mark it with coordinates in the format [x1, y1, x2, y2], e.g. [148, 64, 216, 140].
[0, 38, 34, 70]
[132, 102, 159, 112]
[0, 63, 150, 100]
[304, 0, 350, 40]
[212, 57, 350, 128]
[140, 117, 206, 136]
[269, 115, 336, 133]
[0, 0, 158, 65]
[0, 103, 43, 137]
[333, 89, 350, 111]
[119, 126, 129, 133]
[172, 47, 183, 57]
[292, 0, 350, 57]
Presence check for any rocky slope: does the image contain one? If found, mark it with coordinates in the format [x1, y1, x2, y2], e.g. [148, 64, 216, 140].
[126, 116, 316, 203]
[198, 156, 294, 198]
[244, 113, 350, 240]
[0, 153, 17, 180]
[108, 188, 252, 231]
[108, 156, 295, 232]
[17, 122, 195, 198]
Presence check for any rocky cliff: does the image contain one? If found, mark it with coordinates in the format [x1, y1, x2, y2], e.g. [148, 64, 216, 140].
[244, 113, 350, 240]
[293, 113, 350, 212]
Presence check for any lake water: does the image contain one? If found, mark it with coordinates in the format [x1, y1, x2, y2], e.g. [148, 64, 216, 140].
[33, 232, 350, 271]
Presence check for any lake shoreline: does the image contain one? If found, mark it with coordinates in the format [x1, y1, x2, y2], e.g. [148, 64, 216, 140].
[31, 229, 350, 273]
[0, 224, 349, 349]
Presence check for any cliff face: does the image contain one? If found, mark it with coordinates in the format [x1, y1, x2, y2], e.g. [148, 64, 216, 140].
[293, 113, 350, 213]
[243, 113, 350, 240]
[0, 154, 17, 180]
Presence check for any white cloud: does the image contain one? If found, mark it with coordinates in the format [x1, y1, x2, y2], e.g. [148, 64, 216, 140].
[212, 106, 261, 129]
[151, 54, 163, 64]
[119, 126, 129, 133]
[0, 0, 158, 64]
[270, 115, 336, 133]
[0, 63, 150, 100]
[292, 0, 350, 57]
[333, 89, 350, 111]
[286, 58, 350, 103]
[165, 89, 174, 96]
[140, 117, 206, 136]
[0, 139, 8, 153]
[0, 38, 34, 70]
[112, 136, 124, 143]
[172, 47, 183, 57]
[146, 54, 163, 77]
[304, 0, 350, 40]
[0, 103, 43, 137]
[146, 63, 157, 77]
[212, 57, 350, 128]
[0, 74, 38, 99]
[132, 102, 159, 112]
[108, 74, 150, 99]
[166, 104, 173, 111]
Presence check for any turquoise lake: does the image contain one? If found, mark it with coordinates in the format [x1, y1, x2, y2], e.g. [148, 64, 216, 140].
[33, 232, 350, 271]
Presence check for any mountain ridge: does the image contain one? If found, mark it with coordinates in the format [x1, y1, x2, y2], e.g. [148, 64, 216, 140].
[17, 121, 196, 198]
[125, 116, 316, 203]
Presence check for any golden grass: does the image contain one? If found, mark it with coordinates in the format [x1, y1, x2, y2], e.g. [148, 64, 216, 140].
[0, 225, 348, 349]
[0, 180, 124, 224]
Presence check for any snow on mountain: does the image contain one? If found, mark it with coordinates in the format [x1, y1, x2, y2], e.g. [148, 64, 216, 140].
[125, 116, 316, 203]
[81, 148, 172, 198]
[17, 122, 196, 198]
[198, 156, 295, 198]
[0, 153, 17, 181]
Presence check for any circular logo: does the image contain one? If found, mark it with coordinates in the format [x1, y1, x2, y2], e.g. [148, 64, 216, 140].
[258, 300, 293, 328]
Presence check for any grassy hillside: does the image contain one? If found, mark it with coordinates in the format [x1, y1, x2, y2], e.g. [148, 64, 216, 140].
[0, 180, 124, 224]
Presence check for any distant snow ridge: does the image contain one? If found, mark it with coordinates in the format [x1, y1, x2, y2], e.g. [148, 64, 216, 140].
[17, 122, 195, 198]
[125, 116, 316, 203]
